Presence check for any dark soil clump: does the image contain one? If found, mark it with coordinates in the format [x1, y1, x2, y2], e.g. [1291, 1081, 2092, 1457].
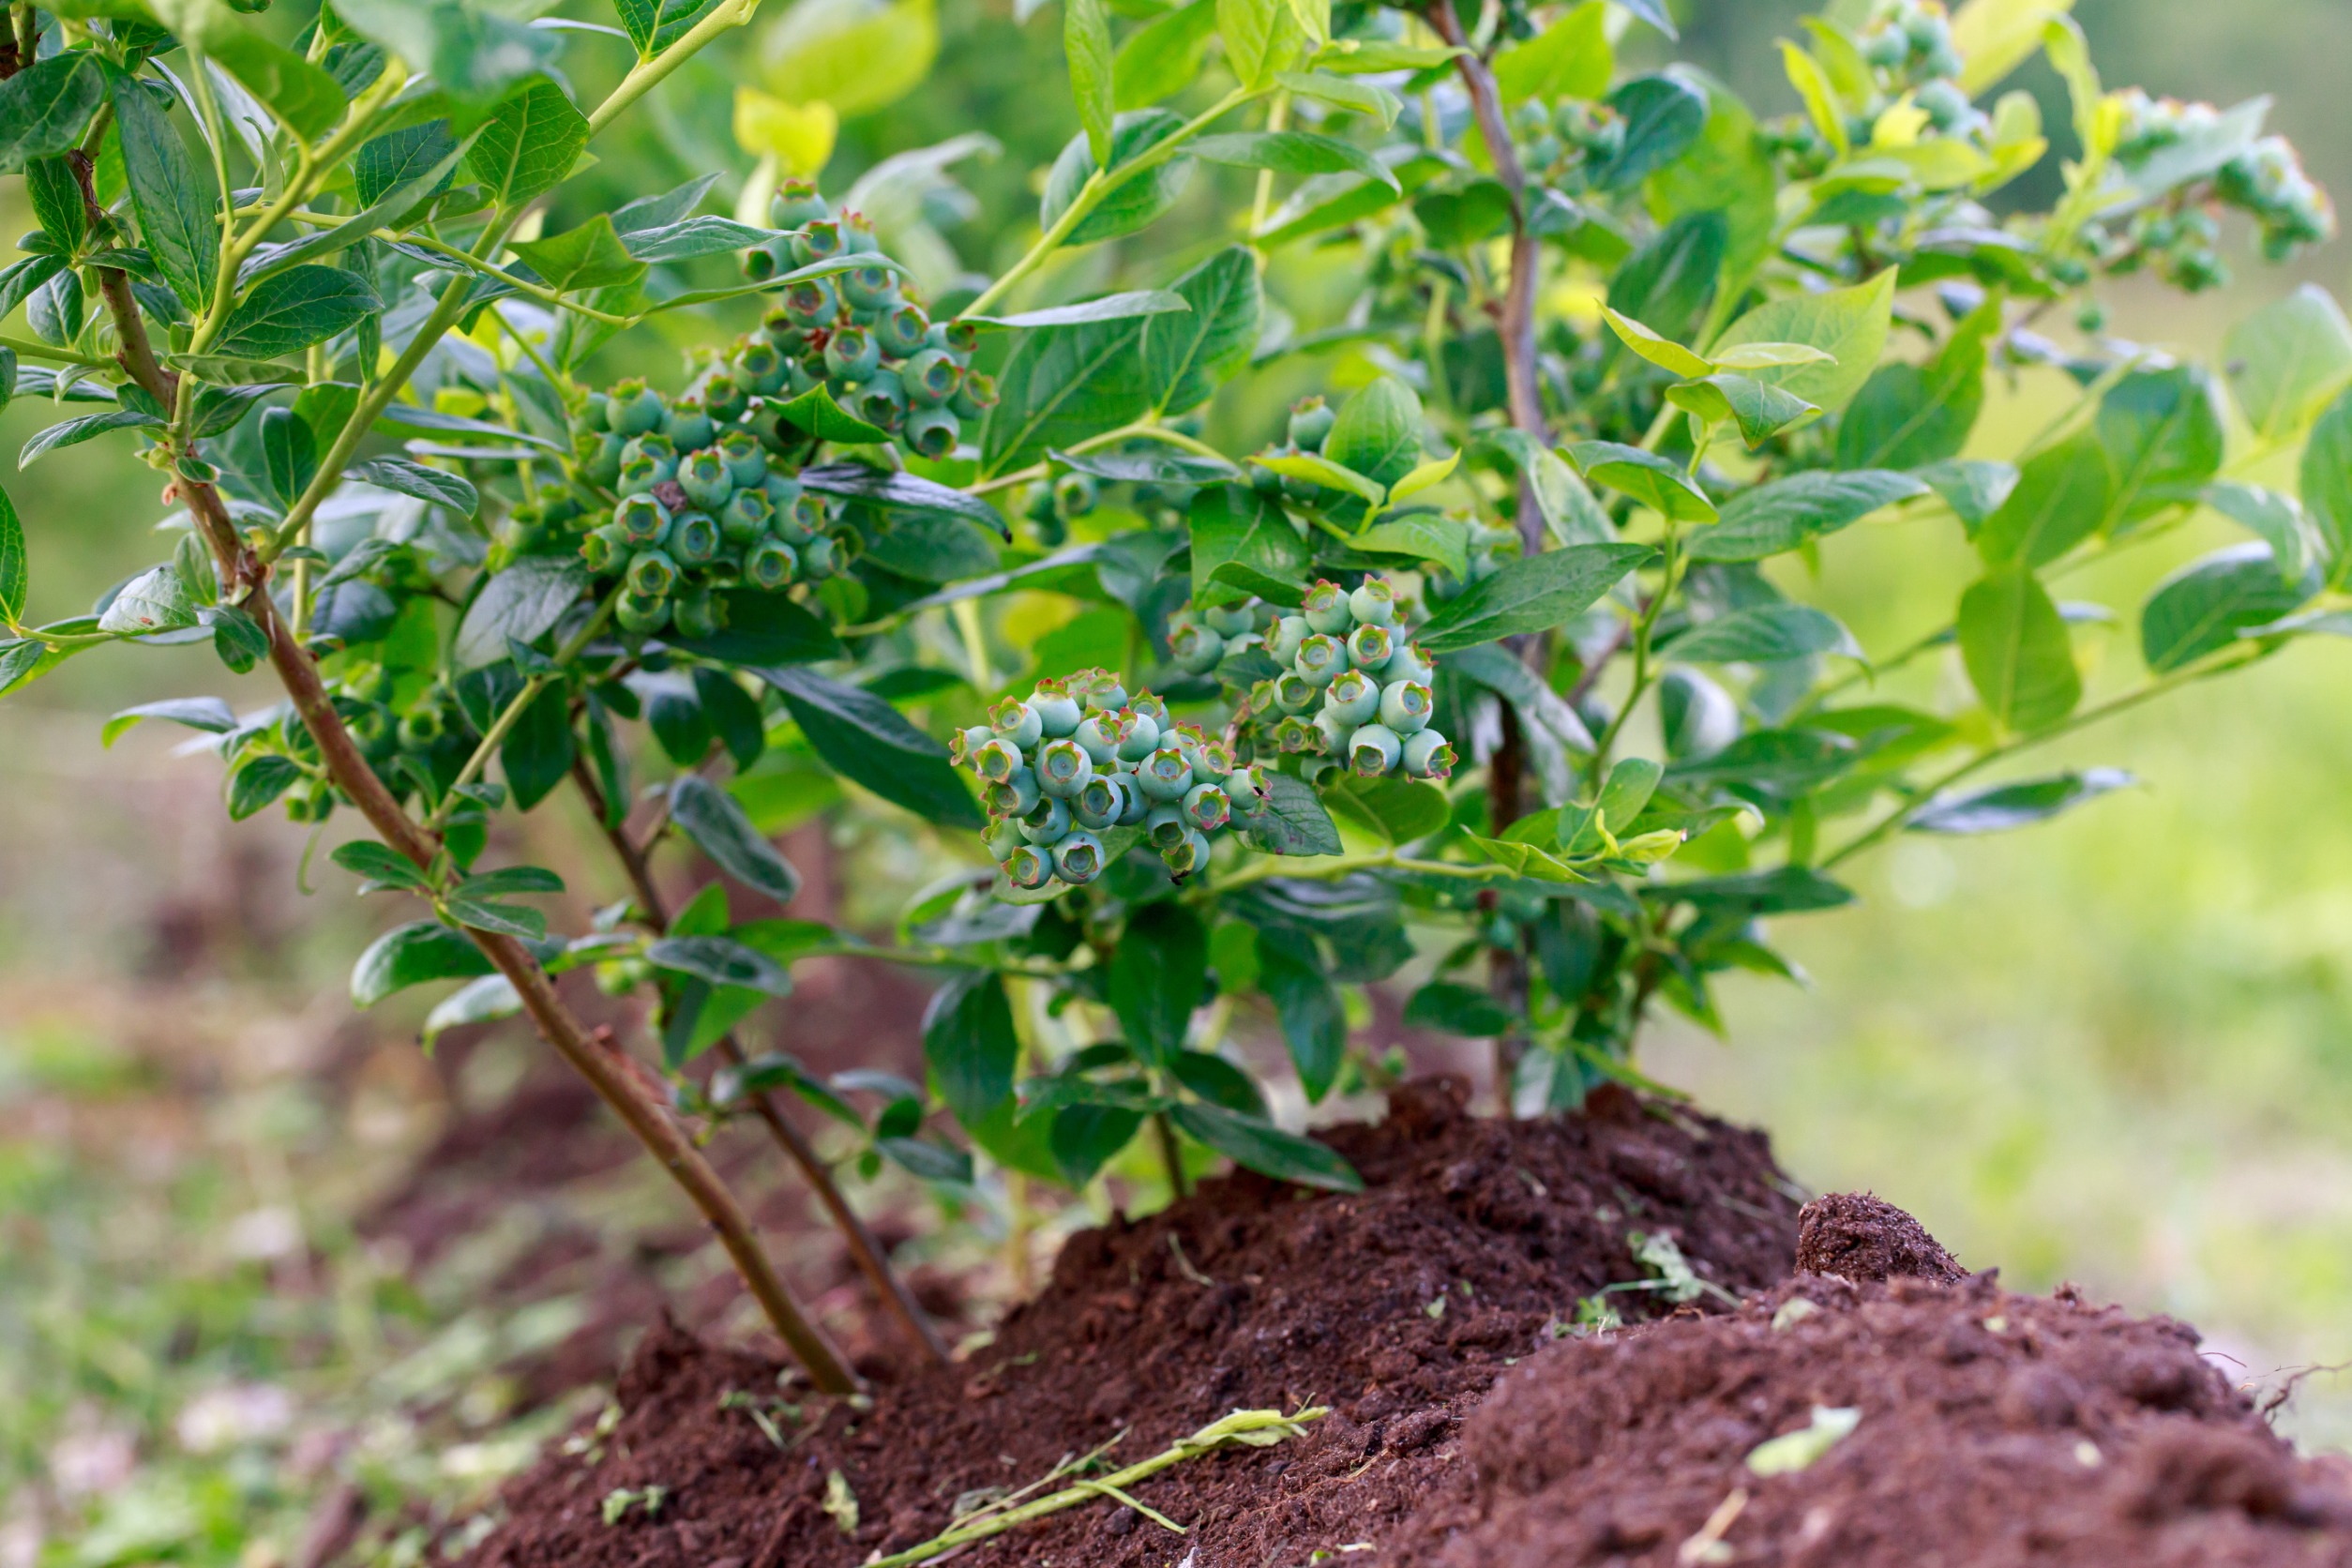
[1793, 1189, 1969, 1284]
[1388, 1220, 2352, 1567]
[462, 1078, 1803, 1568]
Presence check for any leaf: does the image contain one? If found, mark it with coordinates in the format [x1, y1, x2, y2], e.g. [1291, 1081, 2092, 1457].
[332, 0, 559, 113]
[102, 694, 236, 747]
[1958, 569, 2080, 732]
[1568, 441, 1716, 522]
[1590, 73, 1707, 190]
[1692, 469, 1927, 563]
[1710, 269, 1894, 415]
[614, 0, 722, 56]
[0, 54, 105, 174]
[1908, 768, 2133, 835]
[671, 590, 843, 666]
[331, 838, 430, 892]
[1048, 1104, 1145, 1185]
[1651, 866, 1853, 917]
[1113, 0, 1217, 109]
[1252, 927, 1343, 1100]
[1354, 513, 1470, 579]
[98, 565, 200, 635]
[2095, 367, 2224, 531]
[1491, 0, 1609, 104]
[670, 776, 802, 904]
[1217, 0, 1289, 88]
[1168, 1102, 1361, 1192]
[761, 667, 984, 828]
[260, 408, 317, 510]
[923, 970, 1019, 1123]
[2301, 384, 2352, 580]
[209, 29, 349, 142]
[211, 266, 383, 360]
[1415, 543, 1651, 655]
[1053, 446, 1237, 487]
[346, 456, 478, 517]
[422, 975, 522, 1049]
[1666, 374, 1819, 448]
[1481, 429, 1613, 547]
[453, 556, 587, 671]
[464, 79, 588, 207]
[1039, 110, 1193, 248]
[453, 866, 565, 898]
[647, 935, 793, 996]
[2141, 542, 2313, 672]
[2205, 480, 2313, 584]
[770, 383, 891, 445]
[443, 898, 547, 940]
[1669, 604, 1861, 664]
[801, 462, 1010, 535]
[1142, 244, 1259, 416]
[113, 72, 219, 314]
[21, 409, 159, 468]
[497, 684, 573, 811]
[2225, 284, 2352, 444]
[1109, 902, 1207, 1068]
[1917, 458, 2019, 527]
[510, 214, 647, 293]
[1320, 775, 1450, 843]
[1229, 770, 1343, 856]
[970, 291, 1191, 330]
[1976, 433, 2111, 569]
[1603, 306, 1713, 381]
[1324, 375, 1423, 490]
[1467, 834, 1584, 882]
[352, 920, 494, 1007]
[1274, 69, 1399, 130]
[1252, 449, 1385, 507]
[1404, 980, 1514, 1036]
[1190, 483, 1305, 609]
[1190, 130, 1397, 191]
[0, 480, 21, 624]
[1836, 298, 1997, 470]
[1065, 0, 1115, 169]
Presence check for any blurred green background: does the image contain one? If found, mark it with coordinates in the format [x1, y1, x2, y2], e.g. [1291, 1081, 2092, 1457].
[7, 0, 2352, 1559]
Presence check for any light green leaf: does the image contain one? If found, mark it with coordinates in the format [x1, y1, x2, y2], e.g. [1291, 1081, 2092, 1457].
[1038, 110, 1194, 248]
[1568, 440, 1717, 522]
[510, 214, 647, 293]
[1324, 374, 1423, 490]
[1490, 0, 1608, 104]
[1603, 306, 1712, 380]
[2224, 284, 2352, 445]
[1668, 603, 1862, 664]
[1355, 512, 1470, 578]
[1114, 0, 1217, 109]
[1692, 469, 1926, 563]
[1190, 129, 1397, 191]
[212, 266, 383, 360]
[423, 974, 522, 1049]
[1274, 68, 1400, 129]
[2141, 542, 2313, 671]
[1065, 0, 1116, 169]
[1665, 373, 1819, 448]
[98, 565, 200, 635]
[1710, 268, 1893, 415]
[209, 29, 348, 141]
[22, 409, 159, 468]
[332, 0, 558, 114]
[1415, 542, 1652, 654]
[464, 79, 588, 207]
[1958, 568, 2080, 731]
[102, 695, 236, 747]
[1481, 429, 1613, 546]
[613, 0, 722, 57]
[1976, 433, 2111, 569]
[1251, 449, 1385, 506]
[968, 290, 1191, 329]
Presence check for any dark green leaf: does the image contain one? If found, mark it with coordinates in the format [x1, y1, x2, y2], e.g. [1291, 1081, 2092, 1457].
[20, 407, 158, 470]
[1908, 768, 2133, 835]
[647, 935, 792, 995]
[210, 29, 349, 142]
[1568, 440, 1717, 521]
[1958, 568, 2080, 731]
[113, 68, 219, 314]
[1039, 110, 1193, 248]
[261, 408, 317, 509]
[102, 695, 235, 747]
[1168, 1102, 1361, 1192]
[212, 267, 383, 360]
[1253, 927, 1343, 1100]
[0, 479, 21, 623]
[453, 556, 587, 671]
[352, 919, 493, 1007]
[1403, 980, 1514, 1036]
[1590, 73, 1707, 189]
[670, 776, 802, 904]
[331, 839, 430, 891]
[452, 866, 565, 898]
[1323, 375, 1422, 490]
[1189, 483, 1304, 609]
[351, 118, 460, 216]
[464, 79, 588, 206]
[1109, 901, 1207, 1067]
[207, 605, 269, 672]
[1414, 542, 1651, 654]
[923, 969, 1019, 1124]
[226, 753, 303, 820]
[761, 667, 984, 827]
[1171, 1049, 1267, 1116]
[2141, 542, 2313, 671]
[347, 456, 478, 517]
[771, 383, 889, 444]
[1229, 769, 1343, 856]
[1651, 866, 1852, 917]
[621, 215, 778, 264]
[510, 213, 647, 293]
[614, 0, 722, 56]
[692, 668, 766, 771]
[1692, 469, 1927, 562]
[1049, 1104, 1144, 1186]
[1667, 603, 1861, 664]
[1319, 775, 1450, 843]
[498, 682, 573, 811]
[671, 590, 843, 666]
[801, 462, 1010, 536]
[876, 1136, 973, 1184]
[0, 55, 103, 174]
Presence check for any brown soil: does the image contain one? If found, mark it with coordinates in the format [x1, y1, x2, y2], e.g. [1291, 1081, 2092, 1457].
[461, 1078, 1805, 1567]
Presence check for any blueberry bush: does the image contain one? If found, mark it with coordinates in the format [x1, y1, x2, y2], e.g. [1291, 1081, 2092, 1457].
[0, 0, 2344, 1389]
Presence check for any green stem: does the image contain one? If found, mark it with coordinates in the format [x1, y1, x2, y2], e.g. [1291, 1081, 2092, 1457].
[397, 232, 634, 324]
[1586, 518, 1684, 788]
[0, 331, 107, 367]
[1193, 850, 1508, 898]
[587, 0, 765, 137]
[967, 420, 1231, 496]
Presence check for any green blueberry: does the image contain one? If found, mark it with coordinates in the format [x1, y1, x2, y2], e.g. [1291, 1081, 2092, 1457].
[990, 696, 1044, 749]
[1169, 621, 1225, 674]
[671, 585, 723, 640]
[1073, 772, 1129, 830]
[1347, 622, 1395, 671]
[1073, 712, 1120, 767]
[1321, 668, 1379, 727]
[1182, 780, 1229, 833]
[1052, 830, 1106, 885]
[1202, 602, 1256, 638]
[580, 390, 611, 433]
[1030, 678, 1084, 738]
[1288, 396, 1335, 452]
[736, 342, 790, 400]
[1380, 641, 1435, 686]
[825, 324, 880, 384]
[621, 432, 678, 485]
[875, 301, 929, 357]
[902, 348, 961, 406]
[982, 817, 1025, 863]
[702, 372, 748, 425]
[608, 377, 665, 436]
[626, 548, 681, 599]
[775, 490, 823, 546]
[1348, 579, 1397, 626]
[614, 591, 671, 636]
[397, 705, 443, 747]
[666, 400, 716, 453]
[574, 429, 624, 489]
[1271, 714, 1318, 754]
[1036, 735, 1094, 800]
[1270, 614, 1312, 666]
[1136, 746, 1195, 803]
[678, 448, 734, 510]
[1401, 728, 1455, 780]
[972, 735, 1025, 784]
[904, 407, 958, 460]
[771, 177, 831, 229]
[745, 536, 798, 590]
[1294, 633, 1349, 687]
[791, 219, 844, 267]
[615, 492, 671, 545]
[1002, 842, 1052, 889]
[1311, 707, 1350, 755]
[1129, 690, 1171, 729]
[799, 534, 840, 578]
[782, 278, 838, 330]
[1302, 579, 1351, 635]
[715, 429, 766, 489]
[1161, 827, 1213, 880]
[985, 767, 1040, 818]
[1018, 794, 1072, 846]
[580, 522, 629, 574]
[848, 366, 905, 429]
[1070, 669, 1128, 711]
[950, 369, 998, 422]
[1054, 472, 1098, 518]
[669, 511, 721, 567]
[720, 488, 774, 546]
[1110, 707, 1161, 762]
[1146, 803, 1188, 850]
[1380, 679, 1433, 734]
[1348, 722, 1401, 776]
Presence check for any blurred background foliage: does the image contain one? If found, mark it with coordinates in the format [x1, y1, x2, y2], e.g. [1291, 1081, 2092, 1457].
[8, 0, 2352, 1560]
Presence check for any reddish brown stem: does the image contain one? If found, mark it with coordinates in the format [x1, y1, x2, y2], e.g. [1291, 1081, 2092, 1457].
[572, 759, 951, 1364]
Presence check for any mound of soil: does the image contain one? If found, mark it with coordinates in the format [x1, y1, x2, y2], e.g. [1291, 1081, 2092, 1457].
[1389, 1201, 2352, 1567]
[462, 1078, 1803, 1567]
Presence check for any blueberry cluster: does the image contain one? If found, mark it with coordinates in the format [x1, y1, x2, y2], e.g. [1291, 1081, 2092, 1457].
[1858, 3, 1966, 99]
[1246, 396, 1341, 505]
[738, 179, 998, 460]
[953, 672, 1264, 887]
[1509, 99, 1634, 187]
[565, 374, 854, 639]
[1231, 579, 1455, 781]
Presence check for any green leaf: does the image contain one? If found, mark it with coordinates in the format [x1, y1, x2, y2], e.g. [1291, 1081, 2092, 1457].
[1590, 73, 1707, 189]
[330, 839, 430, 891]
[2141, 542, 2313, 672]
[1917, 458, 2019, 527]
[772, 383, 891, 445]
[333, 0, 558, 114]
[1491, 0, 1609, 104]
[1252, 927, 1343, 1100]
[346, 456, 478, 517]
[498, 683, 573, 811]
[102, 695, 235, 747]
[761, 667, 984, 828]
[511, 214, 648, 294]
[647, 935, 792, 995]
[923, 970, 1019, 1124]
[452, 866, 565, 898]
[1602, 306, 1712, 380]
[1710, 268, 1893, 415]
[1324, 375, 1423, 490]
[670, 776, 802, 904]
[2095, 367, 2224, 531]
[2205, 480, 2313, 584]
[25, 154, 85, 253]
[0, 54, 104, 174]
[210, 29, 349, 142]
[222, 753, 299, 821]
[2300, 384, 2352, 582]
[352, 920, 493, 1007]
[464, 79, 588, 207]
[1404, 979, 1513, 1036]
[1354, 512, 1470, 579]
[212, 266, 383, 360]
[98, 565, 199, 635]
[1113, 0, 1217, 109]
[21, 409, 159, 469]
[1909, 768, 2133, 836]
[1958, 569, 2080, 732]
[1190, 129, 1398, 191]
[2225, 283, 2352, 444]
[1053, 446, 1238, 487]
[1598, 755, 1663, 826]
[453, 556, 586, 671]
[443, 898, 547, 940]
[1835, 298, 1996, 470]
[1467, 833, 1584, 882]
[1148, 247, 1259, 417]
[801, 462, 1009, 536]
[1229, 769, 1342, 856]
[671, 589, 843, 666]
[1065, 0, 1116, 169]
[1414, 542, 1651, 654]
[1252, 449, 1385, 507]
[1038, 110, 1193, 248]
[0, 480, 22, 624]
[1274, 68, 1399, 129]
[1976, 433, 2112, 569]
[1668, 604, 1861, 664]
[422, 974, 522, 1049]
[1108, 902, 1206, 1068]
[1320, 775, 1449, 843]
[613, 0, 722, 56]
[1190, 483, 1305, 609]
[1217, 0, 1297, 88]
[1481, 429, 1612, 547]
[1666, 373, 1818, 448]
[352, 119, 460, 215]
[113, 72, 219, 314]
[1692, 469, 1926, 563]
[969, 290, 1191, 330]
[694, 669, 766, 771]
[1048, 1104, 1145, 1185]
[260, 408, 317, 510]
[1168, 1102, 1361, 1191]
[1568, 441, 1716, 522]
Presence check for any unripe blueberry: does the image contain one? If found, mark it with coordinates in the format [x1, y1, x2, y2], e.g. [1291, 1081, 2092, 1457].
[985, 767, 1040, 818]
[580, 391, 611, 433]
[950, 369, 998, 421]
[1162, 828, 1214, 880]
[1136, 746, 1196, 802]
[1348, 579, 1397, 626]
[988, 697, 1043, 750]
[1349, 722, 1402, 776]
[1073, 710, 1119, 767]
[1347, 622, 1395, 671]
[782, 279, 838, 330]
[1169, 620, 1225, 673]
[713, 427, 765, 485]
[952, 724, 995, 767]
[771, 177, 831, 229]
[671, 585, 723, 640]
[669, 511, 721, 566]
[1054, 472, 1098, 518]
[1002, 842, 1052, 889]
[764, 481, 812, 540]
[1380, 679, 1433, 734]
[1019, 794, 1072, 846]
[875, 301, 929, 357]
[1036, 735, 1093, 799]
[627, 547, 681, 599]
[738, 339, 791, 397]
[791, 218, 845, 267]
[1401, 728, 1455, 780]
[575, 430, 624, 488]
[621, 432, 678, 485]
[1129, 691, 1170, 728]
[1023, 678, 1078, 738]
[1203, 602, 1257, 637]
[1917, 79, 1969, 131]
[848, 366, 904, 427]
[609, 377, 665, 436]
[981, 817, 1025, 862]
[679, 448, 734, 510]
[718, 488, 773, 549]
[1274, 714, 1320, 753]
[904, 407, 958, 460]
[1380, 641, 1435, 686]
[800, 534, 840, 578]
[615, 492, 671, 545]
[1288, 396, 1335, 452]
[825, 324, 880, 384]
[1110, 708, 1161, 762]
[398, 704, 444, 747]
[666, 400, 716, 453]
[1182, 780, 1230, 832]
[1322, 668, 1379, 727]
[1073, 772, 1129, 830]
[614, 591, 671, 636]
[1294, 633, 1349, 687]
[580, 521, 631, 574]
[745, 536, 798, 590]
[902, 348, 961, 406]
[1192, 739, 1233, 778]
[1069, 669, 1128, 711]
[1270, 614, 1312, 666]
[1047, 829, 1103, 884]
[1302, 580, 1352, 635]
[1146, 803, 1189, 850]
[1308, 707, 1349, 755]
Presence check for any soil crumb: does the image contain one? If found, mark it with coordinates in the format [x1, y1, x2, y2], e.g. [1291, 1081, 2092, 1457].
[461, 1078, 1802, 1568]
[1793, 1189, 1968, 1284]
[1387, 1211, 2352, 1567]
